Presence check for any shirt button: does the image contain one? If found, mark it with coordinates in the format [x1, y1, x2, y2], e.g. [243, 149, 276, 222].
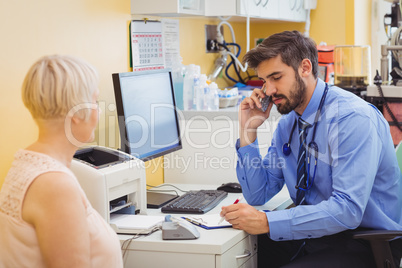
[279, 237, 283, 240]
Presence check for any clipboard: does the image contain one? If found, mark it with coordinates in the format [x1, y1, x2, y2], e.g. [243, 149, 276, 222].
[182, 214, 232, 230]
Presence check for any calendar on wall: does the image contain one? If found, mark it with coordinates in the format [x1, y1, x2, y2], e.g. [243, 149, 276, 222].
[131, 20, 165, 72]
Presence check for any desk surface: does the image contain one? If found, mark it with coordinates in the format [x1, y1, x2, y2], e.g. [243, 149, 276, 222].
[119, 184, 292, 255]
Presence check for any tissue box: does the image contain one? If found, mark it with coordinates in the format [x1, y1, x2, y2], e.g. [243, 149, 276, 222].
[219, 96, 241, 108]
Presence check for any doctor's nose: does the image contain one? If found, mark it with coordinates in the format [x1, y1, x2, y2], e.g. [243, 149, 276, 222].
[264, 83, 277, 96]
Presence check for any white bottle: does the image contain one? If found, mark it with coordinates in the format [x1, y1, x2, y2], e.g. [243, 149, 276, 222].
[183, 64, 200, 110]
[208, 82, 220, 111]
[192, 65, 201, 109]
[203, 83, 210, 111]
[196, 74, 208, 110]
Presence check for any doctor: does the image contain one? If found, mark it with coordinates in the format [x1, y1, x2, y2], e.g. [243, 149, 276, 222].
[220, 31, 402, 267]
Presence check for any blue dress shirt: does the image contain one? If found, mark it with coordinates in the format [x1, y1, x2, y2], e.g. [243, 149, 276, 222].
[236, 78, 402, 241]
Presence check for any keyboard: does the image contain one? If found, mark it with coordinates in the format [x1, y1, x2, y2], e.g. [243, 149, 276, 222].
[161, 190, 228, 214]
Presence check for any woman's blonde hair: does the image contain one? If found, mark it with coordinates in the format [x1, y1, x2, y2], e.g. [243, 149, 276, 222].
[22, 55, 99, 120]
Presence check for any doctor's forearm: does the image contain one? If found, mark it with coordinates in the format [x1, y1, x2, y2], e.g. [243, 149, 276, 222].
[239, 127, 257, 148]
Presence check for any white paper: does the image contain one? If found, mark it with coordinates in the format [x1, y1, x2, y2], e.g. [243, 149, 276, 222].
[110, 214, 164, 230]
[185, 214, 231, 228]
[161, 19, 181, 69]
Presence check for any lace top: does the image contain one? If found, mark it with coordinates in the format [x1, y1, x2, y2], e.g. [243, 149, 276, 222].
[0, 150, 123, 267]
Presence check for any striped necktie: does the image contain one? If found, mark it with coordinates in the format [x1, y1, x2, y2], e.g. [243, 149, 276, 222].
[295, 118, 310, 205]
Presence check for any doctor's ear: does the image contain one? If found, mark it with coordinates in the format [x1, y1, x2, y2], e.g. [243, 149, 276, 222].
[299, 59, 312, 77]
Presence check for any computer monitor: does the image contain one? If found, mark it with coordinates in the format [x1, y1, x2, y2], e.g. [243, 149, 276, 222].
[112, 69, 182, 161]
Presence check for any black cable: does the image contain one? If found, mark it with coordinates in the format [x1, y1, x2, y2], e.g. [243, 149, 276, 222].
[217, 43, 239, 83]
[374, 70, 402, 132]
[244, 74, 259, 83]
[218, 43, 245, 84]
[224, 43, 244, 83]
[226, 45, 246, 84]
[377, 85, 402, 132]
[217, 42, 246, 84]
[225, 58, 242, 84]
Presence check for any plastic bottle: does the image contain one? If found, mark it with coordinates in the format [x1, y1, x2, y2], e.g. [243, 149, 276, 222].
[208, 82, 220, 111]
[183, 64, 200, 110]
[203, 83, 210, 111]
[196, 74, 208, 110]
[171, 57, 185, 110]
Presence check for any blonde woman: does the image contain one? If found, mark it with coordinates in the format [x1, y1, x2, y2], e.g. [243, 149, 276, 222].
[0, 55, 123, 267]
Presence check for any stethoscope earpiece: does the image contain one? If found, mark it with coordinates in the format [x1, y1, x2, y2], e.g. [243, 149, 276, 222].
[282, 143, 291, 156]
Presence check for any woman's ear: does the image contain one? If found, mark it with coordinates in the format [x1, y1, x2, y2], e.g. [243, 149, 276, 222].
[300, 59, 313, 77]
[70, 115, 81, 125]
[64, 113, 86, 147]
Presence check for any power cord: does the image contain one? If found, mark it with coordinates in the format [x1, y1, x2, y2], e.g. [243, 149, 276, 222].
[146, 184, 189, 193]
[217, 42, 246, 84]
[374, 70, 402, 132]
[121, 226, 161, 259]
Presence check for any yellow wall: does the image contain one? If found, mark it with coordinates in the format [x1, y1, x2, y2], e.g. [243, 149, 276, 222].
[0, 0, 368, 188]
[0, 0, 131, 187]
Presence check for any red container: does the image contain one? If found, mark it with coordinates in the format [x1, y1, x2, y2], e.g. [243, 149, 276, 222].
[317, 45, 335, 83]
[383, 102, 402, 146]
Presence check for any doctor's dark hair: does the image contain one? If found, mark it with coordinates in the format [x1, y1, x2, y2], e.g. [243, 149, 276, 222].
[243, 31, 318, 78]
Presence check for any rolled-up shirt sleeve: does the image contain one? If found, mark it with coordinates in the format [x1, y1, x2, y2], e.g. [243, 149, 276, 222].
[236, 137, 285, 206]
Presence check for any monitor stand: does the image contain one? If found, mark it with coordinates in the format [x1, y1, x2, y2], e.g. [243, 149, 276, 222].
[146, 192, 178, 209]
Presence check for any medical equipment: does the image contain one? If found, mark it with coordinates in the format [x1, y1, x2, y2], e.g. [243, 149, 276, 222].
[366, 0, 402, 146]
[282, 83, 329, 191]
[70, 146, 148, 233]
[334, 45, 371, 96]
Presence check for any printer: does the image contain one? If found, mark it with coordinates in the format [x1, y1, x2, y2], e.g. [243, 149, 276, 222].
[70, 146, 147, 232]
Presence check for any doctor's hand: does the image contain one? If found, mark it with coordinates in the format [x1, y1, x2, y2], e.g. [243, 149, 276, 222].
[239, 86, 273, 147]
[220, 203, 270, 235]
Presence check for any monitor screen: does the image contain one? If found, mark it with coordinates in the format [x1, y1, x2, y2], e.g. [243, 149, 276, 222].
[112, 69, 182, 161]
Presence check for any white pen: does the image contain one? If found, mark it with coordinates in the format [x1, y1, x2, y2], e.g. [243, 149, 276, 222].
[218, 196, 243, 225]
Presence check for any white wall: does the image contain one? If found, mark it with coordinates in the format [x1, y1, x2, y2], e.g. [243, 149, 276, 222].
[371, 0, 393, 80]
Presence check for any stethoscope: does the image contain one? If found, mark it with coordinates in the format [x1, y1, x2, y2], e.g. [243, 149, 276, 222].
[282, 83, 329, 191]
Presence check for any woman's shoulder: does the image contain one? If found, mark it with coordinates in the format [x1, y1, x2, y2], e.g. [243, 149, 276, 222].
[22, 171, 85, 225]
[1, 150, 81, 221]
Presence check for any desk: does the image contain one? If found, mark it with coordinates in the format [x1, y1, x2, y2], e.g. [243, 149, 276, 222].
[119, 184, 292, 268]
